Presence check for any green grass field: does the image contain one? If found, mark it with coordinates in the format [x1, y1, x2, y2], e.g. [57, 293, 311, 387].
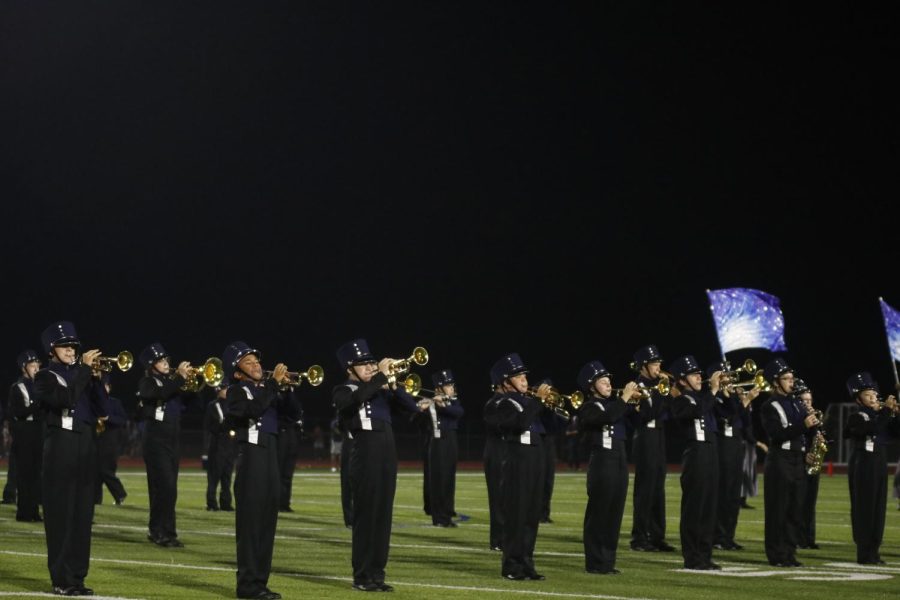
[1, 467, 898, 599]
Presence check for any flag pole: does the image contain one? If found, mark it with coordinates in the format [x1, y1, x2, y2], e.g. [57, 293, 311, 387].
[879, 297, 900, 387]
[707, 289, 725, 361]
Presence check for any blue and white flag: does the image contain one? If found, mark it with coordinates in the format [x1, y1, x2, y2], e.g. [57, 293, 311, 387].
[707, 288, 787, 354]
[879, 298, 900, 363]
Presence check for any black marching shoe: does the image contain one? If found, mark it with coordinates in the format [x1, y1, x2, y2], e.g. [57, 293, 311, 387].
[221, 506, 235, 512]
[655, 541, 676, 552]
[526, 571, 545, 581]
[490, 544, 502, 551]
[164, 538, 184, 548]
[52, 586, 79, 596]
[352, 582, 380, 592]
[587, 568, 620, 575]
[503, 573, 526, 581]
[705, 562, 722, 571]
[207, 506, 219, 511]
[539, 517, 554, 524]
[263, 589, 282, 599]
[375, 582, 394, 592]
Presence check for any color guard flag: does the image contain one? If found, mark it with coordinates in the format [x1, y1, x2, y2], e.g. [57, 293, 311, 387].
[879, 298, 900, 362]
[707, 288, 787, 354]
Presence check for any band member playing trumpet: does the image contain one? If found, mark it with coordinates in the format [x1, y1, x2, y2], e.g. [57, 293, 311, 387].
[845, 372, 900, 565]
[484, 353, 550, 581]
[578, 360, 638, 575]
[425, 369, 464, 528]
[711, 361, 758, 551]
[136, 343, 191, 548]
[33, 321, 109, 596]
[332, 339, 425, 592]
[669, 356, 721, 570]
[8, 349, 44, 522]
[629, 345, 675, 552]
[760, 357, 817, 567]
[223, 341, 288, 600]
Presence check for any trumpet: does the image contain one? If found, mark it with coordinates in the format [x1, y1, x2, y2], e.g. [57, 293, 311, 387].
[93, 351, 134, 373]
[527, 387, 584, 418]
[731, 371, 771, 393]
[179, 358, 226, 392]
[877, 395, 900, 415]
[387, 347, 429, 376]
[614, 380, 671, 404]
[264, 364, 325, 388]
[719, 359, 758, 384]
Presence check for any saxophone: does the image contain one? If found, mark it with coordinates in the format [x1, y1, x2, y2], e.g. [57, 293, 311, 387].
[805, 409, 827, 476]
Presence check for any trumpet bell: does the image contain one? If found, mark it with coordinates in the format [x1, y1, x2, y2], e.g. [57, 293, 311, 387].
[412, 347, 429, 366]
[402, 373, 422, 395]
[305, 365, 325, 386]
[201, 358, 225, 388]
[569, 391, 584, 410]
[95, 351, 133, 373]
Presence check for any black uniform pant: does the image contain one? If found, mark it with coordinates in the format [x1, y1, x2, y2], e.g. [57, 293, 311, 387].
[276, 426, 299, 510]
[540, 434, 558, 521]
[680, 439, 718, 568]
[483, 436, 504, 549]
[42, 421, 96, 588]
[421, 433, 431, 515]
[800, 473, 819, 546]
[715, 432, 743, 546]
[235, 433, 280, 597]
[763, 449, 806, 564]
[94, 428, 126, 504]
[207, 436, 235, 509]
[631, 427, 667, 546]
[583, 441, 628, 572]
[340, 434, 353, 527]
[848, 446, 887, 563]
[501, 440, 545, 578]
[2, 450, 17, 502]
[13, 421, 44, 520]
[143, 422, 180, 541]
[428, 430, 458, 526]
[350, 425, 398, 585]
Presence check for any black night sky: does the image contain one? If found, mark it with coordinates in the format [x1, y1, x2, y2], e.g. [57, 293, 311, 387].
[2, 3, 898, 428]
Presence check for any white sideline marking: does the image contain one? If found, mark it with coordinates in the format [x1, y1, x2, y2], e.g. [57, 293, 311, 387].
[824, 562, 900, 573]
[0, 551, 656, 600]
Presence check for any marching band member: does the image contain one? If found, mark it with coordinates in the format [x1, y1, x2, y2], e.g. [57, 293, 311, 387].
[425, 369, 464, 528]
[94, 377, 128, 506]
[760, 357, 817, 567]
[204, 384, 236, 511]
[711, 361, 757, 550]
[629, 345, 674, 552]
[8, 349, 44, 522]
[136, 343, 191, 548]
[33, 321, 109, 596]
[484, 353, 550, 581]
[482, 370, 505, 551]
[578, 360, 638, 575]
[332, 339, 424, 592]
[539, 379, 568, 525]
[276, 385, 303, 513]
[223, 341, 287, 600]
[669, 355, 721, 570]
[794, 378, 821, 549]
[845, 372, 900, 565]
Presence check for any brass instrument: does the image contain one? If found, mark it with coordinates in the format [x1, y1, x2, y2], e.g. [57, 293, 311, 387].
[264, 364, 326, 389]
[527, 386, 584, 418]
[399, 373, 422, 395]
[180, 358, 226, 392]
[731, 371, 771, 393]
[387, 347, 429, 376]
[720, 359, 757, 384]
[385, 347, 428, 386]
[877, 395, 900, 415]
[804, 407, 828, 475]
[93, 351, 134, 373]
[614, 380, 671, 404]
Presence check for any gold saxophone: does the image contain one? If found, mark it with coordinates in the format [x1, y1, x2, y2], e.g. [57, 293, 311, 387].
[805, 409, 827, 475]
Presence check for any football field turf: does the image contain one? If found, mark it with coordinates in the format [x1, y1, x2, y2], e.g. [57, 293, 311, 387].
[1, 467, 897, 599]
